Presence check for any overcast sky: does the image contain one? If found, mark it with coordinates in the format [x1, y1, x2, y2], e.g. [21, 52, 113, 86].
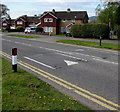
[1, 0, 103, 19]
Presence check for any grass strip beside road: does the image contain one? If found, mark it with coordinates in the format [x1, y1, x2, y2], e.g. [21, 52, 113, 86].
[56, 40, 119, 50]
[7, 34, 41, 38]
[2, 57, 92, 111]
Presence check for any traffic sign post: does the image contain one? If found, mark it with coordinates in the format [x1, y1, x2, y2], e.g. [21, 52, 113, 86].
[12, 48, 17, 72]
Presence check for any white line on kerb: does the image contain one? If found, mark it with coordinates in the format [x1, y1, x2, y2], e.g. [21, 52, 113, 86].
[24, 56, 56, 69]
[93, 58, 118, 65]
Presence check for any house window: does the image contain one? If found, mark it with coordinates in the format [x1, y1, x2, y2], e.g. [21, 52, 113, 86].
[44, 18, 53, 22]
[44, 27, 53, 32]
[17, 21, 23, 25]
[61, 27, 66, 33]
[3, 23, 7, 26]
[72, 19, 75, 22]
[62, 19, 67, 22]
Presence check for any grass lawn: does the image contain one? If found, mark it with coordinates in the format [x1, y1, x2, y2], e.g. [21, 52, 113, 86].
[7, 34, 41, 38]
[52, 34, 66, 37]
[2, 57, 92, 111]
[56, 40, 119, 50]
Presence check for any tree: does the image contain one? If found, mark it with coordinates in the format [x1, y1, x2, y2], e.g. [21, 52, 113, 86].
[0, 4, 10, 21]
[115, 5, 120, 25]
[95, 1, 120, 30]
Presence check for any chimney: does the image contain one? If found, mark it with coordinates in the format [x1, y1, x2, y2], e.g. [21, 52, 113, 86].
[67, 8, 71, 12]
[52, 9, 55, 14]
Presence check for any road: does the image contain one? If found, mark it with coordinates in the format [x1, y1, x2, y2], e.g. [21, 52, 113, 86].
[1, 34, 119, 111]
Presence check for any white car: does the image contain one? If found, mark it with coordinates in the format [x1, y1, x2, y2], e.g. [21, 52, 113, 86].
[24, 27, 36, 33]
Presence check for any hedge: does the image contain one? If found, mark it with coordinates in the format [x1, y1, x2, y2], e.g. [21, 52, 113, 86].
[36, 27, 43, 33]
[70, 23, 109, 39]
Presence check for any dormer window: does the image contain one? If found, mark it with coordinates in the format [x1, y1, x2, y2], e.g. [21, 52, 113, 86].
[62, 19, 67, 22]
[44, 18, 53, 22]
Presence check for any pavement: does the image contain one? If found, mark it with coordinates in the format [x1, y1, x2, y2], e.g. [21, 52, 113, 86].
[1, 33, 119, 111]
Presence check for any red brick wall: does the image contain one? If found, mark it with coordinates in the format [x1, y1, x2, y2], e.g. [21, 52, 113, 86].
[2, 21, 10, 29]
[15, 18, 26, 29]
[40, 13, 57, 27]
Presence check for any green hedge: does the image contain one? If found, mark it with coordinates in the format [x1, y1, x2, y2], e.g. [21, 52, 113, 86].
[36, 27, 43, 33]
[70, 23, 109, 39]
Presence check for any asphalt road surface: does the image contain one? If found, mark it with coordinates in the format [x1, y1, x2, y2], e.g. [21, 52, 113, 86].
[1, 34, 119, 111]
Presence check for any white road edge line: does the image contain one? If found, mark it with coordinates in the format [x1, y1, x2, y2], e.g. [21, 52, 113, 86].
[24, 56, 56, 69]
[93, 58, 118, 65]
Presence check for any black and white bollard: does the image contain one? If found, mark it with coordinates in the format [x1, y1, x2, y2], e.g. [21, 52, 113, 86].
[12, 48, 17, 72]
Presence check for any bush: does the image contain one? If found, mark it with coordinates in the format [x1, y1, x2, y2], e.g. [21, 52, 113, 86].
[36, 27, 43, 33]
[70, 23, 109, 39]
[16, 26, 24, 32]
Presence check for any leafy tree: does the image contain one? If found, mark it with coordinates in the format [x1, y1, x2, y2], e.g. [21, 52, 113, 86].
[95, 1, 120, 30]
[0, 4, 10, 20]
[115, 5, 120, 25]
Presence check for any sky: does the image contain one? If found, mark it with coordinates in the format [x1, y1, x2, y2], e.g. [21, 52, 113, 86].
[1, 0, 104, 19]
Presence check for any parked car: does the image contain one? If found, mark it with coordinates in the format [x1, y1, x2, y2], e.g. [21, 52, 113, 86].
[24, 27, 36, 33]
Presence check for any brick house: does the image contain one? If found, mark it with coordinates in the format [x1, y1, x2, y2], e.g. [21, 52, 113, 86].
[15, 15, 40, 29]
[38, 8, 89, 35]
[2, 19, 11, 29]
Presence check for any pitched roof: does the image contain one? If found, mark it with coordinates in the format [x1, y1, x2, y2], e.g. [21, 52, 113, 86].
[55, 11, 88, 20]
[40, 11, 88, 20]
[15, 15, 40, 23]
[40, 12, 58, 19]
[27, 16, 40, 23]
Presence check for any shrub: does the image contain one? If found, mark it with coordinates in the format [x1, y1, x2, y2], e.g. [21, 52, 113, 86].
[16, 26, 24, 32]
[36, 27, 43, 33]
[70, 23, 109, 39]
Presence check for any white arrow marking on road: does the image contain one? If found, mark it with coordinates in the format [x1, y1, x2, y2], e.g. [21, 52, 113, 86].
[64, 60, 78, 66]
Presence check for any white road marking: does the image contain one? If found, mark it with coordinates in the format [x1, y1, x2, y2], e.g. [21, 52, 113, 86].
[64, 60, 78, 66]
[15, 41, 21, 44]
[2, 39, 11, 42]
[74, 52, 102, 59]
[93, 58, 118, 65]
[24, 56, 56, 69]
[75, 49, 84, 51]
[56, 52, 88, 62]
[3, 38, 118, 65]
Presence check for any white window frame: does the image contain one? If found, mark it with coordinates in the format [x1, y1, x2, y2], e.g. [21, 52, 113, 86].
[17, 21, 23, 25]
[62, 19, 67, 22]
[44, 27, 53, 32]
[44, 18, 53, 22]
[72, 19, 75, 22]
[3, 23, 7, 26]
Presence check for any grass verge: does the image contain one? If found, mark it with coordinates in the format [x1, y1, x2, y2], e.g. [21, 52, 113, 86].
[2, 57, 92, 111]
[7, 34, 41, 38]
[52, 34, 66, 37]
[56, 40, 119, 50]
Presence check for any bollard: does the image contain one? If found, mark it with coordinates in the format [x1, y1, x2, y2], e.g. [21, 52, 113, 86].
[12, 48, 17, 72]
